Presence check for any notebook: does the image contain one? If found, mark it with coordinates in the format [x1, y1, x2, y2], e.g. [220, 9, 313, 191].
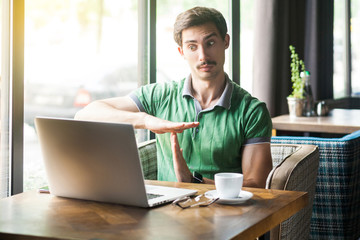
[34, 117, 197, 208]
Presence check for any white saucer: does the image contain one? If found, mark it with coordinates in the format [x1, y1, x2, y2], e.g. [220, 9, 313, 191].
[205, 190, 253, 205]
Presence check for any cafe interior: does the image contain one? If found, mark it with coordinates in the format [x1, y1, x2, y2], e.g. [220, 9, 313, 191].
[0, 0, 359, 239]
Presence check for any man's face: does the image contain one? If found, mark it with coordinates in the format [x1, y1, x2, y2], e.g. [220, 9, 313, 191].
[178, 22, 229, 81]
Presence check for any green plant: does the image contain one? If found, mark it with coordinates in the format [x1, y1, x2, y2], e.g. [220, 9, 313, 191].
[288, 45, 305, 99]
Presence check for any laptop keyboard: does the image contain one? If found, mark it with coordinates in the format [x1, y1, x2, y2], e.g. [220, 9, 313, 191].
[147, 193, 163, 200]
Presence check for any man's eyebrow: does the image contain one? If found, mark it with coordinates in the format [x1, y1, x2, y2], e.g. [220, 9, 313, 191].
[183, 32, 219, 44]
[204, 32, 218, 40]
[184, 39, 197, 44]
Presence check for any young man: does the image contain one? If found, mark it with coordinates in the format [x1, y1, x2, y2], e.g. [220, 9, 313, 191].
[75, 7, 273, 188]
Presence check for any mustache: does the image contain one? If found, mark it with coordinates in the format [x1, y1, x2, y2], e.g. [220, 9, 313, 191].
[197, 61, 217, 68]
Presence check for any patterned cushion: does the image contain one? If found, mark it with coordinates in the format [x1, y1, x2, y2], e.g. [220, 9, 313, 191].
[137, 139, 157, 180]
[270, 144, 299, 167]
[272, 130, 360, 240]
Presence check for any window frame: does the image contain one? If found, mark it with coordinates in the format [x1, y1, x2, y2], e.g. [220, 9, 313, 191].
[1, 0, 25, 196]
[344, 0, 352, 96]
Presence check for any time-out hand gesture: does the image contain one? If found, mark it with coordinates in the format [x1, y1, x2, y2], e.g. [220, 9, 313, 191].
[144, 114, 199, 134]
[170, 132, 192, 182]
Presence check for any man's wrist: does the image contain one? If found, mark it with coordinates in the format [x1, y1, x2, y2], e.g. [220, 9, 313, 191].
[192, 171, 203, 183]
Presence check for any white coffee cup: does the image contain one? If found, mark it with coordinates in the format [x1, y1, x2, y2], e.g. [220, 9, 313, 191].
[215, 172, 243, 199]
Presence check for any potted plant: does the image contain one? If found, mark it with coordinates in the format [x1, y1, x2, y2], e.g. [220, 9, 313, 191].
[287, 45, 306, 117]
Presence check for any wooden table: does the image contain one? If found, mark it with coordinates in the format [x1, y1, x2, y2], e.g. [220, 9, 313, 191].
[0, 180, 308, 240]
[272, 108, 360, 135]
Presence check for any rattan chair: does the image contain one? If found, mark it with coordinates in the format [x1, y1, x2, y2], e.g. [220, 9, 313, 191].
[137, 140, 319, 240]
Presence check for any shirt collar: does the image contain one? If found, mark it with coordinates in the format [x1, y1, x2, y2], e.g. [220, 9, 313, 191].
[182, 74, 233, 109]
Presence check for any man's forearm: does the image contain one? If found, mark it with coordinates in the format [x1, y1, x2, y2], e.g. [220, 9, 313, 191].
[74, 100, 148, 129]
[75, 99, 200, 134]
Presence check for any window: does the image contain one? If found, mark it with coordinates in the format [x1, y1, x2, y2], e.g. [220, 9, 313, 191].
[23, 0, 138, 191]
[156, 1, 230, 83]
[333, 0, 360, 98]
[240, 0, 254, 93]
[4, 0, 251, 194]
[351, 1, 360, 95]
[156, 0, 254, 92]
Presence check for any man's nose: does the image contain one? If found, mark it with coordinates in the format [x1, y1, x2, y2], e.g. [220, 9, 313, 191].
[198, 45, 209, 62]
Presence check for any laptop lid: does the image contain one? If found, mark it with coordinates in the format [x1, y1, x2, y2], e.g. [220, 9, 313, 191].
[34, 117, 197, 208]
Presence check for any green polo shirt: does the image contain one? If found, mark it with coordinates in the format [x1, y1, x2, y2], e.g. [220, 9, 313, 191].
[130, 75, 272, 181]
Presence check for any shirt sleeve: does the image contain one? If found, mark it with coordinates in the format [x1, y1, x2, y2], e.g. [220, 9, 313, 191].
[129, 92, 145, 112]
[128, 82, 172, 116]
[243, 101, 272, 145]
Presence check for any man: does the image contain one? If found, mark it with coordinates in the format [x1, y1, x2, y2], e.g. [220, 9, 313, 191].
[75, 6, 272, 188]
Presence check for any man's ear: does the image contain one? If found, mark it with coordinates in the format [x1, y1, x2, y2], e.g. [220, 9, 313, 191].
[224, 34, 230, 49]
[178, 46, 184, 56]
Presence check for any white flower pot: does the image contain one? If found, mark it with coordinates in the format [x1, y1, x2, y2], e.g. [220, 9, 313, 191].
[287, 97, 304, 117]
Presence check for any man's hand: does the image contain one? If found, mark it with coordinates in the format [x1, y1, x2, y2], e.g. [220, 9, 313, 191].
[170, 132, 192, 182]
[145, 115, 199, 134]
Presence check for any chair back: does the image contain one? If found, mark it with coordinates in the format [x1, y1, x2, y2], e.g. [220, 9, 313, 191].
[138, 139, 157, 180]
[268, 144, 319, 240]
[272, 130, 360, 240]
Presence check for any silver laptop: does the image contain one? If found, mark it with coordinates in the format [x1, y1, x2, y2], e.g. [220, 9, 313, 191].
[34, 117, 197, 208]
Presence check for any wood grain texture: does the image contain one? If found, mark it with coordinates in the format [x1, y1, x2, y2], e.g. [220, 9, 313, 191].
[0, 181, 307, 240]
[272, 109, 360, 134]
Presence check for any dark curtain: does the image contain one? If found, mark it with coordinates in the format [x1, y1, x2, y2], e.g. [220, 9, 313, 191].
[252, 0, 334, 117]
[304, 0, 334, 101]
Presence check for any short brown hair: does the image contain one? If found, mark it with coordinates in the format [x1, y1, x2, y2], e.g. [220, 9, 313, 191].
[173, 6, 228, 47]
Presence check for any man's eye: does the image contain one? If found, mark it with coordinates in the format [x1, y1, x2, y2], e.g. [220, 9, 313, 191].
[189, 45, 197, 51]
[208, 41, 215, 46]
